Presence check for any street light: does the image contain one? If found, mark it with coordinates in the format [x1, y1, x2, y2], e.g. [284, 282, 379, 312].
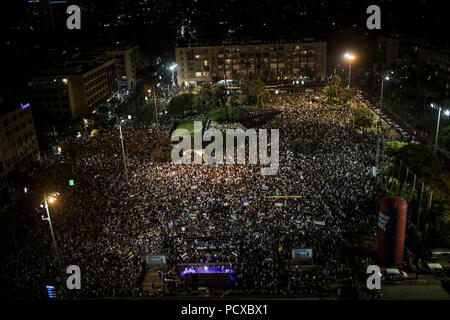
[40, 192, 60, 256]
[430, 103, 450, 152]
[40, 192, 66, 298]
[169, 63, 177, 86]
[375, 72, 393, 177]
[344, 52, 355, 88]
[380, 74, 391, 113]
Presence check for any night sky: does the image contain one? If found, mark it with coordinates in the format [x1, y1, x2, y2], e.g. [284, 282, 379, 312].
[0, 0, 448, 87]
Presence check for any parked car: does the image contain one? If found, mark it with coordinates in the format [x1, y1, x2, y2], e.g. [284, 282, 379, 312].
[382, 268, 408, 281]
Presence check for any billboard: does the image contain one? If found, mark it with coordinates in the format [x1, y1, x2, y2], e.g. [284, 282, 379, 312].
[292, 248, 313, 262]
[145, 255, 167, 266]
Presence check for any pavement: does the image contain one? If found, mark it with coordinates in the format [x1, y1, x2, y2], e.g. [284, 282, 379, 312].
[380, 274, 450, 300]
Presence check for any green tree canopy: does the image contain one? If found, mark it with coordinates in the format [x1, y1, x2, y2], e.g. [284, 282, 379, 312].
[241, 78, 270, 107]
[210, 84, 227, 108]
[193, 87, 215, 114]
[167, 92, 195, 116]
[392, 143, 441, 185]
[324, 75, 356, 105]
[384, 141, 408, 157]
[352, 107, 374, 129]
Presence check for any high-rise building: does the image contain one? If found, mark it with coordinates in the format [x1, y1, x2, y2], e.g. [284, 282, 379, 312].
[377, 34, 426, 69]
[175, 41, 327, 86]
[27, 52, 117, 124]
[0, 99, 40, 191]
[102, 45, 139, 92]
[418, 48, 450, 97]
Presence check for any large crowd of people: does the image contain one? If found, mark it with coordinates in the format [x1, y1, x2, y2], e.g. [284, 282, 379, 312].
[1, 90, 388, 299]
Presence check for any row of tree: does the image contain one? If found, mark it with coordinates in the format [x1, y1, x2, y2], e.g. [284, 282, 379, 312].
[383, 142, 450, 248]
[324, 75, 357, 105]
[167, 84, 231, 117]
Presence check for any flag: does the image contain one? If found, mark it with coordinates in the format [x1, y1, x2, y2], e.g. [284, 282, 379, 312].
[187, 212, 198, 218]
[270, 192, 302, 199]
[121, 249, 134, 261]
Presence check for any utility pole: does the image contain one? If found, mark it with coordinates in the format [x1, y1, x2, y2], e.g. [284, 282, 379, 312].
[154, 90, 158, 123]
[434, 106, 442, 153]
[42, 193, 65, 299]
[119, 124, 128, 182]
[116, 114, 128, 181]
[380, 76, 384, 112]
[43, 194, 59, 259]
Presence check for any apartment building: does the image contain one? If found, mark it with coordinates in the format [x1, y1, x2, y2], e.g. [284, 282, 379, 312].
[418, 48, 450, 97]
[0, 100, 40, 191]
[175, 41, 327, 86]
[377, 34, 426, 68]
[103, 45, 139, 91]
[28, 53, 117, 123]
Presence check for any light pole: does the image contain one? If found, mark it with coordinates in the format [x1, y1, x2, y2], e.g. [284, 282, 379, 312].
[430, 103, 450, 152]
[115, 114, 129, 181]
[344, 53, 355, 88]
[380, 75, 389, 113]
[380, 71, 393, 113]
[42, 193, 59, 259]
[119, 123, 128, 181]
[375, 74, 391, 177]
[41, 192, 64, 298]
[169, 63, 177, 87]
[148, 88, 158, 123]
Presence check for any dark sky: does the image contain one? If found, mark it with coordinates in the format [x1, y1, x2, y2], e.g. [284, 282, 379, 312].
[1, 0, 448, 87]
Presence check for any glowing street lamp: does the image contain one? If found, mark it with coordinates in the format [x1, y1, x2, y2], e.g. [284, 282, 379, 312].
[40, 192, 60, 260]
[169, 63, 178, 86]
[380, 73, 391, 113]
[430, 103, 450, 152]
[344, 52, 355, 88]
[40, 192, 64, 298]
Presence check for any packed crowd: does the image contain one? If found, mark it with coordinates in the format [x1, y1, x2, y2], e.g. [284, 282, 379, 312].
[0, 90, 387, 299]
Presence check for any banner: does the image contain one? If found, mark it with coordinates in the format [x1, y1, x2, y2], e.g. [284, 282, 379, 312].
[121, 249, 134, 261]
[187, 212, 198, 218]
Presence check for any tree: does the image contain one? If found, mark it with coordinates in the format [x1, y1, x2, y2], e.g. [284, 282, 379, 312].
[193, 88, 215, 114]
[193, 86, 202, 94]
[167, 92, 195, 116]
[226, 94, 239, 109]
[340, 87, 357, 104]
[427, 199, 450, 248]
[384, 141, 408, 157]
[392, 143, 441, 185]
[441, 125, 450, 151]
[352, 107, 374, 129]
[210, 84, 226, 108]
[241, 78, 269, 107]
[324, 75, 356, 105]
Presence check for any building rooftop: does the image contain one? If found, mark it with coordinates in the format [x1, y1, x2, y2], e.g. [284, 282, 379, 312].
[31, 52, 115, 77]
[176, 38, 325, 48]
